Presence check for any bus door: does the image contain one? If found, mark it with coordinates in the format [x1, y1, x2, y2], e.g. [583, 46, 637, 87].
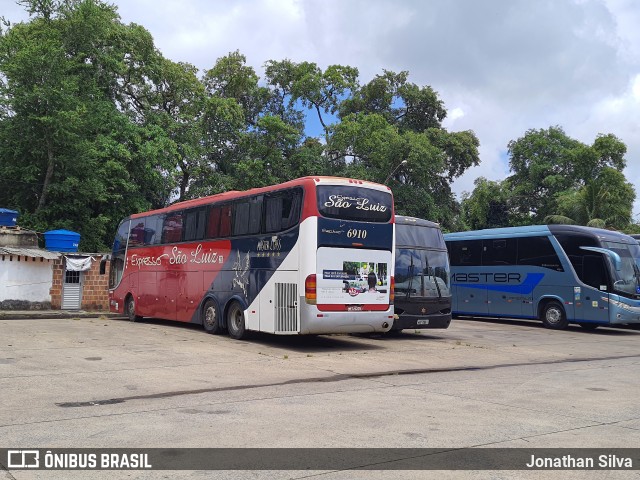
[449, 240, 488, 315]
[574, 253, 611, 324]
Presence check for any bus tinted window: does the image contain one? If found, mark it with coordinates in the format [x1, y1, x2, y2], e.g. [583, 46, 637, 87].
[448, 240, 482, 266]
[129, 219, 145, 247]
[483, 238, 517, 266]
[162, 213, 183, 243]
[265, 189, 302, 233]
[184, 208, 207, 242]
[317, 186, 392, 222]
[396, 224, 444, 249]
[517, 236, 563, 271]
[113, 220, 129, 252]
[144, 215, 164, 245]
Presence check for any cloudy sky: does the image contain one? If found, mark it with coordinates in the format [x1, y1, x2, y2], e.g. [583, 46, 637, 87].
[5, 0, 640, 220]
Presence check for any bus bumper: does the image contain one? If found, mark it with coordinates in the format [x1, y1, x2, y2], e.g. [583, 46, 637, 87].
[392, 312, 452, 331]
[299, 303, 394, 334]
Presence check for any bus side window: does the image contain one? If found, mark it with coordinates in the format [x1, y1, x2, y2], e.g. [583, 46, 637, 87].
[144, 214, 164, 245]
[483, 238, 517, 266]
[449, 240, 482, 266]
[162, 213, 183, 244]
[129, 220, 145, 247]
[184, 208, 207, 241]
[219, 205, 232, 237]
[264, 189, 302, 233]
[232, 201, 250, 236]
[581, 255, 609, 290]
[517, 237, 563, 271]
[207, 207, 222, 238]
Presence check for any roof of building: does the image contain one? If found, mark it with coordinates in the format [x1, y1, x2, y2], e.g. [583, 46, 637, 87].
[0, 247, 61, 260]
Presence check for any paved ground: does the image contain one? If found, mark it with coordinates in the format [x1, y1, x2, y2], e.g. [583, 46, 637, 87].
[1, 315, 640, 479]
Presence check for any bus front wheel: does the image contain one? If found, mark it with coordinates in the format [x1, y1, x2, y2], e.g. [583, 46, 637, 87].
[226, 302, 247, 340]
[125, 295, 142, 322]
[202, 299, 221, 334]
[540, 301, 568, 329]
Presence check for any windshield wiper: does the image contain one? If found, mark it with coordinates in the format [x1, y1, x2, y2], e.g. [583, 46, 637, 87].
[406, 257, 414, 299]
[428, 267, 443, 300]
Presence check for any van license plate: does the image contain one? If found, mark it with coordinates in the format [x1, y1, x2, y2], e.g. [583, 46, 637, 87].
[417, 319, 430, 325]
[348, 305, 363, 311]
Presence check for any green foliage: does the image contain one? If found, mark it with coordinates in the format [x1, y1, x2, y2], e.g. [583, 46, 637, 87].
[461, 177, 511, 230]
[0, 1, 481, 249]
[506, 126, 631, 224]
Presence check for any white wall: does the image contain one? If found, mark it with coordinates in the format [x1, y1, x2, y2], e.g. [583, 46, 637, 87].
[0, 257, 53, 302]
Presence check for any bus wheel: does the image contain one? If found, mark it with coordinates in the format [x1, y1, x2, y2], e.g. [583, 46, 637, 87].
[125, 295, 142, 322]
[540, 301, 568, 329]
[579, 323, 599, 331]
[202, 299, 220, 334]
[226, 302, 246, 340]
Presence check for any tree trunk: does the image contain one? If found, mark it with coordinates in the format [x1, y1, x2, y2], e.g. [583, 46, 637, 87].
[36, 137, 55, 213]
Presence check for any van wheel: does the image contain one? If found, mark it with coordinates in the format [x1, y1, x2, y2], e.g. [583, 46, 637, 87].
[202, 299, 221, 334]
[125, 295, 142, 322]
[227, 302, 246, 340]
[540, 301, 567, 329]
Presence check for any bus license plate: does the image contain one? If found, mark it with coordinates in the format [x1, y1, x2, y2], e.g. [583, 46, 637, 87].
[417, 319, 430, 325]
[348, 305, 363, 311]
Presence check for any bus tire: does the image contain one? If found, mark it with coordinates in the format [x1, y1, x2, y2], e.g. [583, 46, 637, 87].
[226, 302, 247, 340]
[540, 301, 568, 329]
[125, 295, 142, 322]
[202, 299, 221, 334]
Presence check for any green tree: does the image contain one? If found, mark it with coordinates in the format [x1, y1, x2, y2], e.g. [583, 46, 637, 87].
[545, 167, 635, 229]
[328, 71, 480, 227]
[0, 0, 172, 250]
[506, 126, 629, 222]
[460, 177, 512, 230]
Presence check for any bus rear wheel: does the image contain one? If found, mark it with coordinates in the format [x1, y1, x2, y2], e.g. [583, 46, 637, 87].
[540, 301, 568, 329]
[202, 299, 221, 334]
[226, 302, 247, 340]
[125, 295, 142, 322]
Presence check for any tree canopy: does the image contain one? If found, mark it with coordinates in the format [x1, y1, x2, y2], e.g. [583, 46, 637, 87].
[461, 126, 637, 232]
[0, 0, 482, 250]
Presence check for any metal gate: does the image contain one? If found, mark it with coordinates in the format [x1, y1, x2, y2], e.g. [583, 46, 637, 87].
[62, 269, 83, 310]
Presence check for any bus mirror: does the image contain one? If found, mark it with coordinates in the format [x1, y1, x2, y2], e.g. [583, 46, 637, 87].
[580, 246, 621, 271]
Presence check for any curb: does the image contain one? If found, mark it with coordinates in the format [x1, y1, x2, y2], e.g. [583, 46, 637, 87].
[0, 311, 125, 320]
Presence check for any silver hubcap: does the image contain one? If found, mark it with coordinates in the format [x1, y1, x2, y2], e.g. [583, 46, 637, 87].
[231, 309, 242, 331]
[205, 306, 216, 328]
[546, 307, 561, 324]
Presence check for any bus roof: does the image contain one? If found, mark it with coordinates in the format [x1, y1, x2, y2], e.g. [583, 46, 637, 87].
[395, 215, 440, 229]
[444, 224, 638, 244]
[130, 176, 391, 219]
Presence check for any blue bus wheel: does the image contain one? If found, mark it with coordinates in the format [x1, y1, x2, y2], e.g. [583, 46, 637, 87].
[202, 299, 220, 334]
[540, 301, 568, 329]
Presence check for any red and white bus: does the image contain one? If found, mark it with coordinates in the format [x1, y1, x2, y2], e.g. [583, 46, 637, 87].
[105, 177, 395, 339]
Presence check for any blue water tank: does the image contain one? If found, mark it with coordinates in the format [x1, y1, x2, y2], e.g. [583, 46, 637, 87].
[44, 230, 81, 252]
[0, 208, 18, 227]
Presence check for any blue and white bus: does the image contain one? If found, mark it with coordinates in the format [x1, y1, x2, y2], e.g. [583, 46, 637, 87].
[444, 225, 640, 330]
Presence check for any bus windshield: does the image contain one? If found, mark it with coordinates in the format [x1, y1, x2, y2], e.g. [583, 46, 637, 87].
[602, 241, 640, 297]
[395, 248, 450, 298]
[316, 185, 392, 222]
